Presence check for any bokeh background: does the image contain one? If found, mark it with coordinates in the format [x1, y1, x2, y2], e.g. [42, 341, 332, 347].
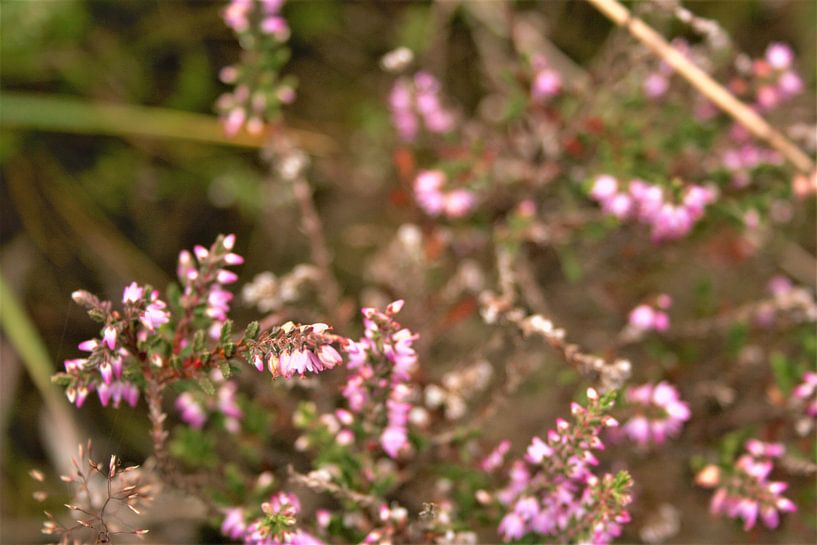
[1, 0, 815, 543]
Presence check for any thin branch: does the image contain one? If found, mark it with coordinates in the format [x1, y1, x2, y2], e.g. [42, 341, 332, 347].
[480, 290, 632, 392]
[586, 0, 815, 174]
[264, 135, 343, 324]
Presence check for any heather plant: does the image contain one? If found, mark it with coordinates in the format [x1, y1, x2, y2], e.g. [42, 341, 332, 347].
[2, 1, 816, 544]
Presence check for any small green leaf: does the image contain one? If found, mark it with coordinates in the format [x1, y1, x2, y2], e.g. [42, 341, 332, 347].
[219, 361, 232, 379]
[197, 377, 215, 396]
[88, 309, 107, 322]
[193, 330, 206, 352]
[244, 320, 260, 340]
[223, 342, 236, 359]
[770, 352, 796, 394]
[51, 374, 72, 386]
[220, 320, 233, 344]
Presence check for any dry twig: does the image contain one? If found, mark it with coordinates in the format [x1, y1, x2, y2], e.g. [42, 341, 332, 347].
[586, 0, 815, 174]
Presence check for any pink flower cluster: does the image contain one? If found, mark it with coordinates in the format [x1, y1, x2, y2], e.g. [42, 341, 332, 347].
[60, 235, 243, 409]
[389, 71, 455, 141]
[177, 234, 244, 339]
[413, 170, 477, 219]
[793, 371, 817, 419]
[341, 300, 419, 459]
[175, 373, 243, 433]
[590, 175, 717, 241]
[628, 294, 672, 332]
[530, 54, 561, 101]
[480, 440, 512, 472]
[491, 389, 632, 544]
[721, 124, 784, 188]
[63, 281, 174, 408]
[619, 382, 690, 446]
[247, 322, 344, 380]
[221, 492, 324, 545]
[718, 42, 802, 187]
[219, 0, 295, 136]
[224, 0, 289, 39]
[361, 503, 409, 544]
[701, 440, 796, 530]
[748, 43, 803, 111]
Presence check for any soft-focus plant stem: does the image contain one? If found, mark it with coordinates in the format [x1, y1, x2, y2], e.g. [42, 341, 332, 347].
[1, 92, 336, 155]
[0, 271, 81, 451]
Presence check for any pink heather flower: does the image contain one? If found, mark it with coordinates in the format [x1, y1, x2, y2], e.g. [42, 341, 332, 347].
[481, 440, 512, 471]
[206, 287, 233, 321]
[630, 181, 664, 221]
[223, 0, 251, 33]
[318, 344, 343, 369]
[643, 73, 669, 98]
[102, 326, 117, 350]
[778, 71, 803, 96]
[216, 269, 239, 284]
[414, 170, 447, 216]
[414, 170, 476, 219]
[224, 252, 244, 265]
[767, 275, 793, 297]
[380, 425, 408, 458]
[707, 441, 796, 530]
[628, 304, 656, 331]
[71, 385, 89, 408]
[218, 382, 243, 420]
[389, 71, 455, 140]
[652, 311, 670, 331]
[622, 382, 690, 446]
[99, 361, 114, 385]
[525, 436, 553, 464]
[492, 393, 631, 543]
[77, 340, 98, 352]
[64, 358, 87, 373]
[389, 79, 417, 141]
[141, 300, 170, 331]
[444, 189, 476, 218]
[683, 185, 717, 220]
[415, 89, 442, 117]
[221, 508, 246, 540]
[793, 371, 817, 418]
[177, 250, 196, 281]
[223, 108, 246, 137]
[756, 85, 779, 110]
[603, 193, 633, 220]
[765, 43, 793, 70]
[591, 175, 618, 201]
[336, 429, 354, 446]
[176, 393, 207, 428]
[110, 381, 139, 408]
[532, 69, 561, 100]
[422, 104, 455, 133]
[498, 512, 526, 542]
[260, 0, 284, 14]
[122, 281, 144, 304]
[96, 382, 113, 407]
[316, 509, 331, 529]
[261, 15, 290, 41]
